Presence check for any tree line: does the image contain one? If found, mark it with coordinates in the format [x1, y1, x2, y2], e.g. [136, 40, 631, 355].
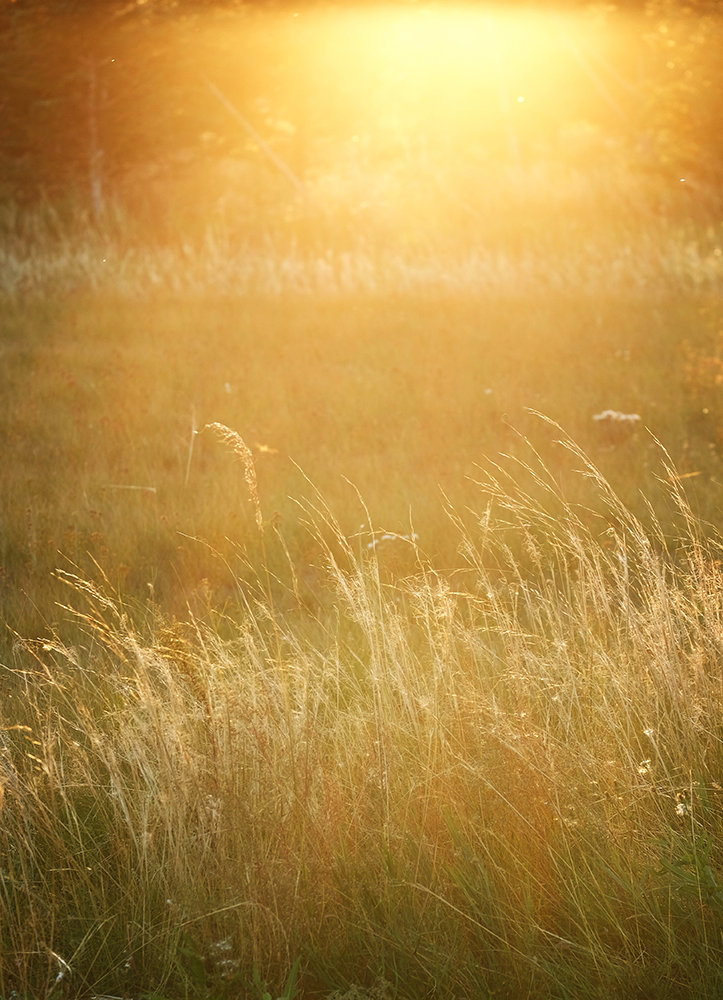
[0, 0, 720, 228]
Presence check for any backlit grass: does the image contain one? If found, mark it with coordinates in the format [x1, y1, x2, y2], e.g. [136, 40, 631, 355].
[1, 3, 723, 994]
[1, 428, 722, 999]
[2, 200, 722, 1000]
[1, 278, 722, 634]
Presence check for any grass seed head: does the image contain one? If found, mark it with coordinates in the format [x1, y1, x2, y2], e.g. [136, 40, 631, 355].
[205, 422, 264, 533]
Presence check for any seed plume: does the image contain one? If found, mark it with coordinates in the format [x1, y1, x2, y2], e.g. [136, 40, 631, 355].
[205, 422, 263, 534]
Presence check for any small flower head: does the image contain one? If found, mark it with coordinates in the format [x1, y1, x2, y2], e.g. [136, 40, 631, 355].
[675, 790, 691, 817]
[592, 410, 641, 445]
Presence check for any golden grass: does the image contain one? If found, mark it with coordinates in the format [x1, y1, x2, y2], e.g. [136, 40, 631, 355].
[1, 6, 722, 990]
[1, 426, 722, 998]
[205, 423, 264, 535]
[0, 163, 720, 302]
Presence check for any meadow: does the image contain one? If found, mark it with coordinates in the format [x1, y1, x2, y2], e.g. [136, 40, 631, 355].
[1, 3, 723, 998]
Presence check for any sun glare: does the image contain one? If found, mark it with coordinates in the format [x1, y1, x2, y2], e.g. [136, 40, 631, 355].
[287, 6, 569, 132]
[200, 2, 639, 186]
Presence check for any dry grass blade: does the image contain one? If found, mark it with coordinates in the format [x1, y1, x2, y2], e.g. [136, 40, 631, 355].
[205, 422, 264, 534]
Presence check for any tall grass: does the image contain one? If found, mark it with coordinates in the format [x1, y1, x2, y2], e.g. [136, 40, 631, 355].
[2, 279, 722, 641]
[0, 164, 720, 300]
[2, 6, 722, 990]
[2, 426, 721, 998]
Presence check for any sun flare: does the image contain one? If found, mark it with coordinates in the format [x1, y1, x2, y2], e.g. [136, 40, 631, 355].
[200, 3, 638, 172]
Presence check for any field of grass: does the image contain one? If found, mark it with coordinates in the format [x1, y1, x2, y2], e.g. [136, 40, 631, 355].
[2, 3, 723, 998]
[2, 257, 722, 633]
[2, 232, 722, 1000]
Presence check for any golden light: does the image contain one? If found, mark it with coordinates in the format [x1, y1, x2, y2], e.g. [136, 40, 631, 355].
[197, 2, 639, 186]
[88, 0, 710, 251]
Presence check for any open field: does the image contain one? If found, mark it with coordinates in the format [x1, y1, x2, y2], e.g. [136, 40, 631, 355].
[1, 2, 723, 998]
[2, 261, 722, 634]
[2, 239, 722, 1000]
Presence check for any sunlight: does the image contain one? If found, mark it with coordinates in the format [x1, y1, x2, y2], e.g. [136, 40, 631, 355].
[182, 2, 650, 253]
[193, 0, 642, 207]
[235, 3, 627, 160]
[3, 1, 723, 995]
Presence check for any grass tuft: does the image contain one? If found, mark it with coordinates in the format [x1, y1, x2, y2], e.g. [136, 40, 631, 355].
[1, 433, 722, 998]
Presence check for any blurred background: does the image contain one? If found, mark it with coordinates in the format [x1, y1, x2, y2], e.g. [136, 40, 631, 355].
[1, 0, 721, 250]
[1, 0, 721, 629]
